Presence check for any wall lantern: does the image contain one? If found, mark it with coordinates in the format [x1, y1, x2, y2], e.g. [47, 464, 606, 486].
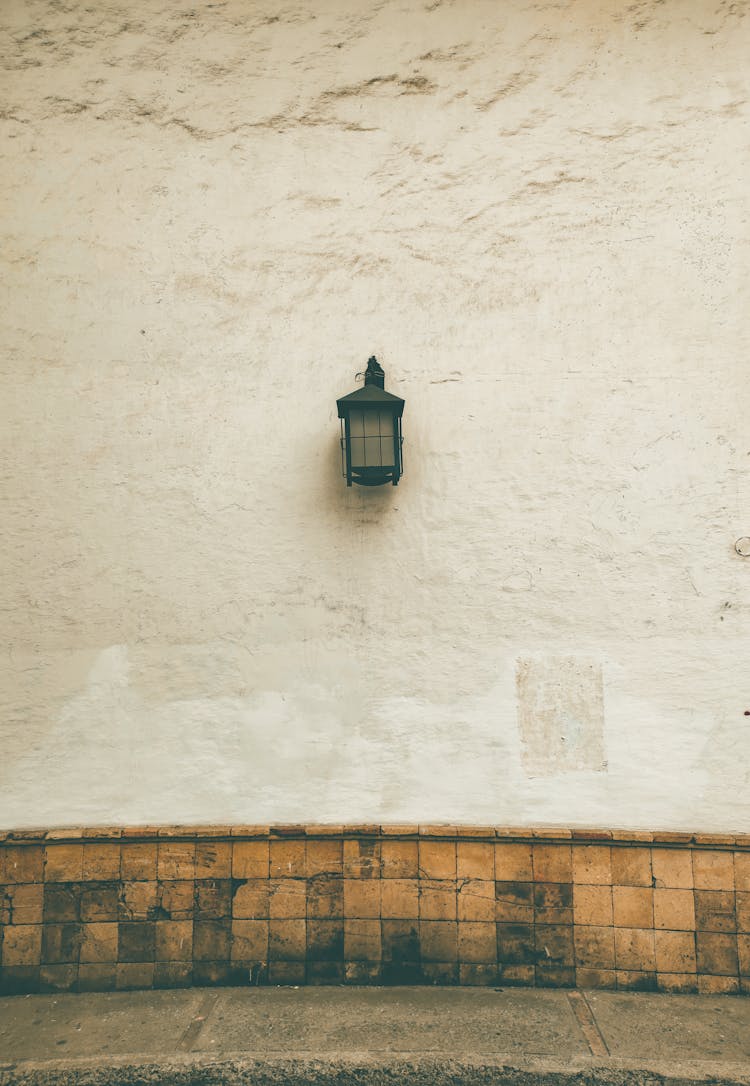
[337, 357, 405, 487]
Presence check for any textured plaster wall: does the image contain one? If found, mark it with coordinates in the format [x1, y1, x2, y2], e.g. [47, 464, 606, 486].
[1, 0, 749, 831]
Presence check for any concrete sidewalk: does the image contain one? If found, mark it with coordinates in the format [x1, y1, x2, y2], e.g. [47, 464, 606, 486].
[0, 986, 749, 1085]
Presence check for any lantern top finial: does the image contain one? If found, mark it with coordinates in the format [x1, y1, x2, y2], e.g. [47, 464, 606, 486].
[364, 356, 385, 389]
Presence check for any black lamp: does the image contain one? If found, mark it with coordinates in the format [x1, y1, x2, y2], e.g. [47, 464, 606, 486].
[337, 357, 405, 487]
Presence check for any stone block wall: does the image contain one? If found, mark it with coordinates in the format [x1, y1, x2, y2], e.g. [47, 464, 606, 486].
[1, 826, 749, 994]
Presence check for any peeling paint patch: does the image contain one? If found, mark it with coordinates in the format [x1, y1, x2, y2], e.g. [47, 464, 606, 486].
[516, 657, 605, 776]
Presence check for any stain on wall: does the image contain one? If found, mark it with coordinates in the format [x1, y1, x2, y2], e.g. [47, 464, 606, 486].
[517, 657, 605, 775]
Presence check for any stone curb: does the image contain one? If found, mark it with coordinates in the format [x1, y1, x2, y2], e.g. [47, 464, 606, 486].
[2, 1053, 750, 1086]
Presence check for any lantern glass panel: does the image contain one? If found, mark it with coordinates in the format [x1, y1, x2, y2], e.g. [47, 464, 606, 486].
[349, 410, 395, 469]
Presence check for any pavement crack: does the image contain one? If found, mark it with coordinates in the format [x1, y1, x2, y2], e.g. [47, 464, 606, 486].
[567, 990, 609, 1057]
[177, 992, 219, 1053]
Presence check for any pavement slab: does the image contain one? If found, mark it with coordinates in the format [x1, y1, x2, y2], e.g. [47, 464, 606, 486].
[0, 986, 749, 1086]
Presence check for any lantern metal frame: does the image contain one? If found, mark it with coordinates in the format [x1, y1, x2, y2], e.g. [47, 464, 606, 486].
[337, 357, 405, 487]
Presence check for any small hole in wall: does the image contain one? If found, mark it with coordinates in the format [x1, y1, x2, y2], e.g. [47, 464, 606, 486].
[745, 711, 750, 716]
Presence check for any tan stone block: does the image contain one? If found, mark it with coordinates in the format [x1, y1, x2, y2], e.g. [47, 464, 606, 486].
[654, 930, 696, 973]
[344, 919, 382, 961]
[380, 879, 419, 919]
[232, 879, 270, 920]
[532, 845, 572, 883]
[269, 919, 306, 961]
[120, 843, 157, 881]
[572, 846, 611, 885]
[698, 974, 739, 994]
[695, 890, 736, 932]
[343, 840, 381, 879]
[80, 884, 119, 923]
[535, 923, 574, 967]
[616, 969, 657, 990]
[155, 920, 193, 961]
[2, 925, 42, 965]
[692, 850, 734, 890]
[575, 968, 616, 989]
[119, 881, 159, 921]
[231, 919, 268, 961]
[419, 840, 456, 879]
[735, 853, 750, 891]
[82, 844, 120, 881]
[116, 963, 154, 990]
[573, 885, 613, 927]
[232, 841, 269, 879]
[193, 918, 230, 960]
[652, 849, 693, 889]
[458, 922, 496, 963]
[307, 920, 343, 962]
[494, 844, 532, 881]
[40, 964, 78, 991]
[268, 961, 305, 984]
[495, 882, 533, 923]
[574, 926, 615, 969]
[496, 923, 534, 965]
[498, 963, 535, 985]
[457, 879, 495, 922]
[3, 845, 43, 884]
[611, 847, 652, 887]
[381, 841, 418, 879]
[613, 886, 653, 928]
[456, 842, 494, 880]
[195, 841, 231, 878]
[737, 892, 750, 933]
[42, 922, 82, 964]
[419, 880, 457, 920]
[739, 934, 750, 976]
[268, 879, 306, 919]
[78, 968, 117, 994]
[194, 879, 231, 919]
[306, 877, 343, 919]
[653, 888, 695, 931]
[420, 920, 458, 962]
[343, 879, 380, 919]
[306, 840, 343, 877]
[80, 923, 118, 963]
[4, 883, 43, 924]
[269, 840, 306, 878]
[157, 842, 195, 880]
[459, 963, 501, 986]
[615, 928, 656, 971]
[158, 881, 194, 920]
[44, 845, 83, 882]
[656, 972, 698, 993]
[696, 932, 739, 976]
[534, 882, 573, 924]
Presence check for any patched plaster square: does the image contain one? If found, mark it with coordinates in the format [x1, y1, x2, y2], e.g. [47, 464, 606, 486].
[516, 657, 605, 775]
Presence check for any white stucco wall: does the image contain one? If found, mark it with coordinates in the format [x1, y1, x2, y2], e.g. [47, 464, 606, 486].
[1, 0, 748, 831]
